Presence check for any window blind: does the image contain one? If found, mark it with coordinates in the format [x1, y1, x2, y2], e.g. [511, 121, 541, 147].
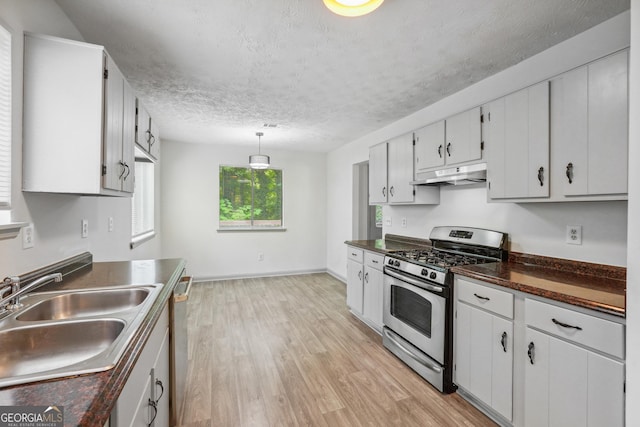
[0, 24, 11, 209]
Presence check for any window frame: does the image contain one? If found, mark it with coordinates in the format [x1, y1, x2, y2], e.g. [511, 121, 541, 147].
[218, 164, 285, 232]
[0, 20, 12, 211]
[130, 148, 156, 248]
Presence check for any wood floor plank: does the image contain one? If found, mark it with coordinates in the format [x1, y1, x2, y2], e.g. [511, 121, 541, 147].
[180, 273, 496, 427]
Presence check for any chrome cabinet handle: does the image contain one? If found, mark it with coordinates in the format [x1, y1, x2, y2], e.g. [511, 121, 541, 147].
[501, 332, 507, 353]
[446, 142, 452, 156]
[566, 162, 574, 184]
[474, 293, 490, 301]
[438, 144, 443, 158]
[528, 342, 535, 365]
[552, 318, 582, 331]
[537, 166, 544, 186]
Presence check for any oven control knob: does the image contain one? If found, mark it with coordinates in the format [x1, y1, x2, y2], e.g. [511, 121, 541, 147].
[394, 260, 400, 267]
[421, 269, 428, 276]
[429, 272, 437, 280]
[388, 259, 394, 265]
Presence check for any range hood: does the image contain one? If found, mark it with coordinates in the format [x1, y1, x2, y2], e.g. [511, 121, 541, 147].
[410, 163, 487, 186]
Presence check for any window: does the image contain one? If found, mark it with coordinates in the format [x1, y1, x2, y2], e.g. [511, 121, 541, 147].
[0, 23, 11, 210]
[131, 150, 155, 247]
[219, 166, 283, 230]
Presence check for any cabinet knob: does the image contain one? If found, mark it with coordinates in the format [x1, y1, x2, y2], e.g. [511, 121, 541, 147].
[566, 163, 574, 184]
[528, 342, 535, 365]
[537, 166, 544, 186]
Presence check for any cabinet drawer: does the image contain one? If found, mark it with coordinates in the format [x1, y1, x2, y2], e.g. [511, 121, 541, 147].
[364, 252, 384, 270]
[525, 298, 624, 359]
[457, 278, 514, 319]
[347, 247, 364, 263]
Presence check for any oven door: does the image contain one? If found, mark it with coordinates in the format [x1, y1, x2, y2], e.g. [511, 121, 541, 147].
[383, 268, 447, 365]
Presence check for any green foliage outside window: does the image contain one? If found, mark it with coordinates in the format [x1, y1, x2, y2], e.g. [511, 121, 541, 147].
[219, 166, 283, 228]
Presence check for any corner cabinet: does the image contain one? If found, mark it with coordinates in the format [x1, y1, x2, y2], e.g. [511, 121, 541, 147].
[23, 33, 135, 196]
[346, 246, 384, 332]
[369, 135, 439, 206]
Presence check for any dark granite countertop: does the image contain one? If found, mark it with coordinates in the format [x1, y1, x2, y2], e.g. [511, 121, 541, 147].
[452, 252, 626, 318]
[0, 257, 186, 426]
[345, 233, 431, 254]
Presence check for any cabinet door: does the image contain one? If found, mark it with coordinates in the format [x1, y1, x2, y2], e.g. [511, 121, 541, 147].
[363, 266, 383, 329]
[136, 99, 152, 152]
[152, 328, 170, 427]
[524, 328, 550, 427]
[492, 316, 513, 421]
[122, 81, 136, 193]
[387, 134, 414, 203]
[368, 143, 388, 204]
[149, 119, 160, 159]
[103, 55, 125, 192]
[414, 121, 446, 172]
[445, 107, 482, 166]
[130, 373, 153, 427]
[488, 82, 549, 199]
[346, 259, 363, 314]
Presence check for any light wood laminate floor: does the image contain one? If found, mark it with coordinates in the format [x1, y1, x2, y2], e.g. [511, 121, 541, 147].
[180, 273, 496, 427]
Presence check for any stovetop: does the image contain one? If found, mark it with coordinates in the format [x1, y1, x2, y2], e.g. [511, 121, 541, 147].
[391, 248, 494, 269]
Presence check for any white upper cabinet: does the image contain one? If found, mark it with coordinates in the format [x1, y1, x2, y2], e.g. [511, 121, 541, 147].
[23, 33, 135, 196]
[445, 107, 483, 166]
[369, 136, 439, 206]
[414, 108, 482, 176]
[487, 81, 550, 199]
[552, 50, 628, 198]
[136, 99, 160, 160]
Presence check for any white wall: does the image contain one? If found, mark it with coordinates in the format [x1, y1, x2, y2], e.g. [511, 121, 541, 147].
[161, 140, 327, 280]
[626, 1, 639, 424]
[327, 11, 631, 279]
[0, 0, 162, 276]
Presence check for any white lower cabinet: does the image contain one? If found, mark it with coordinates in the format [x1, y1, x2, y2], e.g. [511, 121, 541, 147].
[346, 246, 384, 332]
[111, 303, 170, 427]
[454, 278, 625, 427]
[524, 300, 624, 427]
[455, 279, 514, 423]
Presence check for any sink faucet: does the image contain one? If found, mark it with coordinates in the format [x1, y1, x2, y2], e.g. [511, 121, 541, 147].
[0, 273, 63, 311]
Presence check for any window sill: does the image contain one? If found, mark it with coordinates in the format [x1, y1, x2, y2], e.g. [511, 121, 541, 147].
[0, 222, 29, 240]
[217, 227, 287, 233]
[130, 230, 156, 249]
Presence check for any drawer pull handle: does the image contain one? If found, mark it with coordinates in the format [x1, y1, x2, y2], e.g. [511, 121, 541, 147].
[501, 331, 507, 353]
[351, 252, 357, 256]
[372, 260, 379, 264]
[552, 318, 582, 331]
[474, 293, 490, 301]
[528, 342, 535, 364]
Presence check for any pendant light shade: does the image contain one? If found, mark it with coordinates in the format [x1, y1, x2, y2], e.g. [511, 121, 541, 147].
[323, 0, 384, 17]
[249, 132, 270, 169]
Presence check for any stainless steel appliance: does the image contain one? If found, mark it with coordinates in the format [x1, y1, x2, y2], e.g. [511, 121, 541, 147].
[382, 226, 507, 393]
[170, 275, 192, 426]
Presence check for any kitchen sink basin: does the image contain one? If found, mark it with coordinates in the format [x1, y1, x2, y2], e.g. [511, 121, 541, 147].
[16, 288, 150, 321]
[0, 319, 125, 379]
[0, 284, 162, 388]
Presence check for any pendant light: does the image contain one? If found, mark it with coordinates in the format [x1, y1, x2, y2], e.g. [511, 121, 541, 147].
[323, 0, 384, 17]
[249, 132, 270, 169]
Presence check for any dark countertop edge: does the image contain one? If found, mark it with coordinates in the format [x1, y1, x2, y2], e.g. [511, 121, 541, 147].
[80, 258, 186, 426]
[509, 251, 627, 281]
[344, 235, 431, 254]
[451, 266, 625, 318]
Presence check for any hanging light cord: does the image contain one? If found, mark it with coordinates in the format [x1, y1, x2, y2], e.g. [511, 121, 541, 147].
[256, 132, 264, 154]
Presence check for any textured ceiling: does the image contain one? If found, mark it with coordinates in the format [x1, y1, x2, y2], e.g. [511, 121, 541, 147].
[54, 0, 629, 152]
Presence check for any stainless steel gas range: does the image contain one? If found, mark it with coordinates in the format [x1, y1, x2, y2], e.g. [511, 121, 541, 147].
[382, 226, 508, 393]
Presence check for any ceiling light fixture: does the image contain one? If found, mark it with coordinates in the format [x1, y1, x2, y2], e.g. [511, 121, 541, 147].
[323, 0, 384, 17]
[249, 132, 270, 169]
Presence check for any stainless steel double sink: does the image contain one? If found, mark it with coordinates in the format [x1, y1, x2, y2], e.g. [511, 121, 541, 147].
[0, 285, 163, 388]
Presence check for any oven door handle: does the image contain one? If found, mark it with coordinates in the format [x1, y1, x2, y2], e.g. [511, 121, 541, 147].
[384, 268, 444, 294]
[383, 328, 443, 374]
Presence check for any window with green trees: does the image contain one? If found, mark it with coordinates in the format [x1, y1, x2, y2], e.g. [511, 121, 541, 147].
[219, 166, 283, 229]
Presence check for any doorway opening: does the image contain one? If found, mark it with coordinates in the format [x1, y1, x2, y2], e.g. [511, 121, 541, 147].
[352, 161, 382, 240]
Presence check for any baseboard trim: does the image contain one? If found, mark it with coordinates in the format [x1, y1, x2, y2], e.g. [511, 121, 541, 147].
[326, 268, 346, 284]
[193, 268, 328, 282]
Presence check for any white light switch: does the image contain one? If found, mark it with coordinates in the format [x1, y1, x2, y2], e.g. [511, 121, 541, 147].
[81, 219, 89, 238]
[22, 224, 34, 249]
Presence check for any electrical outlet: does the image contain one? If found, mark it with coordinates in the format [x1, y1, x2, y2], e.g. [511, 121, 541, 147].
[108, 217, 114, 232]
[566, 225, 582, 245]
[258, 253, 264, 261]
[385, 218, 392, 227]
[81, 219, 89, 238]
[22, 224, 34, 249]
[401, 217, 407, 228]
